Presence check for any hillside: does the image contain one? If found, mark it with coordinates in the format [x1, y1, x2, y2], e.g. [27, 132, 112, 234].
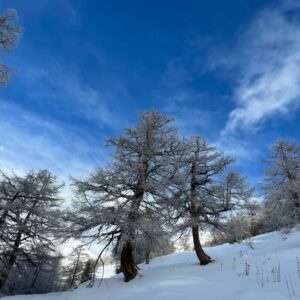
[4, 230, 300, 300]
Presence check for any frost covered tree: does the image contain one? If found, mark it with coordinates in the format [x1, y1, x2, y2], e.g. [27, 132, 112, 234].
[3, 249, 62, 295]
[70, 112, 179, 282]
[169, 136, 251, 265]
[263, 139, 300, 229]
[0, 9, 21, 86]
[0, 170, 64, 292]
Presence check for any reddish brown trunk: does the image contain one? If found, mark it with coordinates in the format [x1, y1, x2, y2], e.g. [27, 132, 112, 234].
[189, 162, 212, 265]
[120, 242, 138, 282]
[192, 226, 213, 265]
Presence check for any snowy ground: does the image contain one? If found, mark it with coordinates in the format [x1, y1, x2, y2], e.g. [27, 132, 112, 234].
[4, 230, 300, 300]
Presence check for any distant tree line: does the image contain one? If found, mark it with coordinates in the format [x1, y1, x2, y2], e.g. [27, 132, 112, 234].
[206, 139, 300, 246]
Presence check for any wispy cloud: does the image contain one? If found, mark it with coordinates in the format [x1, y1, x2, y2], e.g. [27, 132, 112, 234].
[220, 1, 300, 134]
[24, 62, 124, 129]
[0, 59, 133, 197]
[163, 90, 218, 137]
[11, 0, 80, 24]
[0, 101, 107, 181]
[161, 36, 212, 90]
[60, 0, 79, 23]
[0, 59, 134, 184]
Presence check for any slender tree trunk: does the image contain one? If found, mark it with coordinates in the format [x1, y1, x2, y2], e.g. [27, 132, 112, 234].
[250, 213, 257, 236]
[145, 250, 150, 264]
[120, 242, 137, 282]
[29, 268, 40, 290]
[189, 162, 212, 265]
[192, 226, 212, 265]
[69, 247, 82, 288]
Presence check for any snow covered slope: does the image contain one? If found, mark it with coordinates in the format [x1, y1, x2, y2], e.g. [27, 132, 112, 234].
[4, 230, 300, 300]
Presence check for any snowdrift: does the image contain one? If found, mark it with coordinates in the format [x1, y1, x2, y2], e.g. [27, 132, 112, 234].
[4, 230, 300, 300]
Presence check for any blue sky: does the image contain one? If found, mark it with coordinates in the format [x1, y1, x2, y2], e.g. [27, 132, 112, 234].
[1, 0, 300, 190]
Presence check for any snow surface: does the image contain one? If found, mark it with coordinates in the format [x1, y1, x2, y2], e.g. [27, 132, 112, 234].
[4, 230, 300, 300]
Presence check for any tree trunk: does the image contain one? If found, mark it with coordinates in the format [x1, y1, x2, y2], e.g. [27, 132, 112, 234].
[145, 250, 150, 264]
[189, 162, 212, 265]
[29, 268, 40, 290]
[69, 247, 82, 288]
[120, 242, 137, 282]
[192, 226, 212, 265]
[0, 231, 22, 290]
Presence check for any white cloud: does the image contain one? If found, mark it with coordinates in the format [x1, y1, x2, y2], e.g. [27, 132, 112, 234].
[24, 63, 121, 128]
[0, 62, 132, 197]
[0, 101, 107, 182]
[13, 0, 79, 24]
[222, 1, 300, 134]
[162, 89, 217, 137]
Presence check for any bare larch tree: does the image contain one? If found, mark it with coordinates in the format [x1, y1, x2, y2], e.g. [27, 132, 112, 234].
[0, 170, 63, 292]
[70, 111, 179, 282]
[169, 136, 251, 265]
[263, 139, 300, 229]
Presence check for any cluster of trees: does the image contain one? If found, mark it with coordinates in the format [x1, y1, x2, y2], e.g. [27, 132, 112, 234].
[69, 111, 252, 282]
[0, 170, 64, 294]
[206, 139, 300, 246]
[61, 247, 100, 289]
[0, 169, 104, 295]
[1, 112, 300, 296]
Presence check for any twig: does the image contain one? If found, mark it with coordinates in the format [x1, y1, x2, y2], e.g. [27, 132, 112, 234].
[277, 263, 281, 283]
[285, 276, 292, 298]
[256, 267, 264, 287]
[289, 276, 295, 297]
[245, 262, 250, 276]
[88, 237, 113, 288]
